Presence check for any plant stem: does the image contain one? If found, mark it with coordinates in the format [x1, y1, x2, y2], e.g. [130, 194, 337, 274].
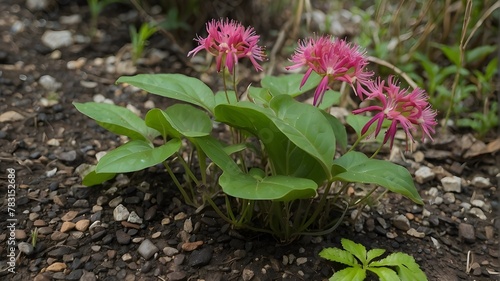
[163, 162, 195, 206]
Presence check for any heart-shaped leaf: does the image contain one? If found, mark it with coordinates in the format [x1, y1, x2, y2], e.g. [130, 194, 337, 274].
[96, 139, 181, 173]
[74, 102, 159, 142]
[145, 108, 180, 138]
[332, 151, 423, 204]
[164, 104, 212, 137]
[117, 74, 215, 113]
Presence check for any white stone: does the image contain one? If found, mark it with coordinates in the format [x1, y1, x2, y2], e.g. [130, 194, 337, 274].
[296, 257, 308, 266]
[127, 211, 143, 224]
[39, 75, 61, 92]
[441, 176, 461, 192]
[471, 176, 491, 188]
[469, 207, 487, 220]
[407, 228, 425, 238]
[41, 30, 74, 50]
[60, 14, 82, 25]
[427, 187, 439, 197]
[415, 166, 435, 184]
[113, 204, 130, 221]
[27, 0, 50, 11]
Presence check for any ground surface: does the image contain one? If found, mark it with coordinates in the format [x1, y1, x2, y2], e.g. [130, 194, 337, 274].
[0, 1, 499, 281]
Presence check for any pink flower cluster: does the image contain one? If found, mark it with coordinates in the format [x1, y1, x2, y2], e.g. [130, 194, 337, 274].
[285, 36, 373, 105]
[188, 19, 265, 74]
[352, 76, 437, 148]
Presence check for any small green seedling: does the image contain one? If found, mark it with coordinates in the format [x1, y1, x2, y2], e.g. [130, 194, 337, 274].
[129, 22, 158, 64]
[320, 238, 427, 281]
[31, 227, 38, 248]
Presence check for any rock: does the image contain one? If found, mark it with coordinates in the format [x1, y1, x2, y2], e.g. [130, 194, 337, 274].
[60, 14, 82, 25]
[144, 205, 157, 221]
[50, 231, 69, 241]
[75, 219, 90, 231]
[122, 253, 133, 262]
[182, 241, 204, 252]
[116, 230, 131, 245]
[442, 192, 456, 204]
[415, 166, 435, 184]
[188, 247, 213, 267]
[34, 219, 47, 227]
[469, 207, 487, 220]
[407, 228, 425, 238]
[163, 246, 179, 256]
[65, 269, 83, 280]
[427, 187, 439, 197]
[0, 110, 25, 122]
[127, 211, 143, 224]
[471, 176, 491, 188]
[18, 242, 34, 255]
[138, 239, 159, 260]
[46, 262, 67, 272]
[174, 212, 187, 220]
[15, 229, 27, 239]
[459, 223, 475, 243]
[80, 270, 97, 281]
[56, 150, 77, 162]
[113, 204, 130, 221]
[108, 196, 123, 208]
[441, 176, 461, 192]
[242, 268, 255, 281]
[61, 210, 79, 222]
[296, 257, 308, 266]
[39, 75, 62, 92]
[184, 218, 193, 233]
[392, 215, 410, 231]
[41, 30, 74, 50]
[26, 0, 51, 11]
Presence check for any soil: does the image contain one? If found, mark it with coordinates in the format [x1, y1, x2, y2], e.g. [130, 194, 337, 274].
[0, 1, 499, 281]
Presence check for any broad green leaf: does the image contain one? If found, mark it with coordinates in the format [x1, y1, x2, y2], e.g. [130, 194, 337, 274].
[215, 102, 328, 183]
[368, 267, 400, 281]
[117, 74, 215, 113]
[319, 248, 358, 267]
[79, 164, 116, 186]
[215, 90, 238, 106]
[74, 102, 159, 142]
[438, 44, 460, 66]
[341, 238, 367, 266]
[322, 111, 347, 150]
[346, 114, 388, 142]
[330, 267, 366, 281]
[270, 95, 335, 176]
[317, 90, 341, 109]
[261, 72, 322, 97]
[219, 172, 317, 201]
[164, 104, 212, 137]
[332, 151, 423, 204]
[248, 86, 272, 106]
[366, 248, 386, 263]
[145, 108, 180, 138]
[96, 139, 181, 173]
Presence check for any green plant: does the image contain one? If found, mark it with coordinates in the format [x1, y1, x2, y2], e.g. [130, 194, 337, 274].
[129, 22, 158, 64]
[31, 228, 38, 248]
[74, 19, 433, 241]
[320, 238, 427, 281]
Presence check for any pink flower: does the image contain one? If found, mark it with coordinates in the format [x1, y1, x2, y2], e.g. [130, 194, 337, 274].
[286, 36, 373, 105]
[352, 76, 437, 149]
[188, 19, 265, 74]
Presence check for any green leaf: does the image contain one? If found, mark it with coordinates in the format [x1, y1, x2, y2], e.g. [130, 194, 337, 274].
[438, 44, 461, 66]
[366, 248, 386, 263]
[465, 45, 497, 64]
[261, 72, 322, 97]
[192, 135, 241, 175]
[96, 139, 181, 173]
[371, 253, 427, 281]
[215, 90, 238, 106]
[164, 104, 212, 137]
[317, 90, 341, 109]
[116, 74, 215, 113]
[368, 267, 400, 281]
[332, 151, 423, 204]
[346, 114, 388, 141]
[214, 102, 328, 183]
[74, 102, 159, 142]
[341, 238, 367, 266]
[145, 108, 180, 138]
[248, 86, 272, 106]
[79, 164, 116, 186]
[322, 111, 347, 150]
[270, 95, 335, 176]
[330, 267, 366, 281]
[219, 172, 317, 201]
[319, 248, 358, 267]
